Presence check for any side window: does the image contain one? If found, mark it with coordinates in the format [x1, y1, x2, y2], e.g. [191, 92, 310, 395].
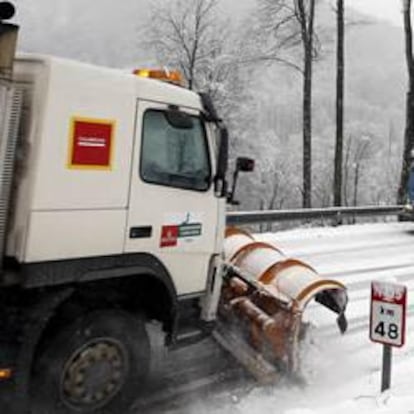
[140, 110, 211, 191]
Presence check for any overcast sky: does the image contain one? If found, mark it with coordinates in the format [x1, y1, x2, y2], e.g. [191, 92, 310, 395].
[349, 0, 402, 26]
[220, 0, 403, 27]
[13, 0, 404, 28]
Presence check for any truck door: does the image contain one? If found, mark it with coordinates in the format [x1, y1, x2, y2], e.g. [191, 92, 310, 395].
[125, 100, 220, 295]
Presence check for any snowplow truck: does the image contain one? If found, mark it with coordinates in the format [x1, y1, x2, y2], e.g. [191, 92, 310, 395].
[0, 4, 348, 413]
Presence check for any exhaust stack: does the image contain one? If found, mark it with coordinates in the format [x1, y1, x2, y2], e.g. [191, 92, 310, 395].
[0, 2, 18, 80]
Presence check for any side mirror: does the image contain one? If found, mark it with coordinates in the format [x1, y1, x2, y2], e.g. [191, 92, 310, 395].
[214, 127, 228, 197]
[236, 157, 255, 173]
[227, 156, 255, 205]
[199, 92, 221, 122]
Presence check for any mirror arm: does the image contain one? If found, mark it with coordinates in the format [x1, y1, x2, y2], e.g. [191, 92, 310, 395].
[214, 174, 227, 198]
[227, 167, 240, 205]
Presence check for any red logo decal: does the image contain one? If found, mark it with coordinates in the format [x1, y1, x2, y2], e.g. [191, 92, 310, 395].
[70, 118, 114, 168]
[160, 225, 179, 247]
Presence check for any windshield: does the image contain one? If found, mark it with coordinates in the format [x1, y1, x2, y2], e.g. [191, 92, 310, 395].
[140, 109, 211, 191]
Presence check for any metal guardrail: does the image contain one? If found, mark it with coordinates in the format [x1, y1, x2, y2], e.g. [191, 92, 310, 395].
[226, 205, 404, 226]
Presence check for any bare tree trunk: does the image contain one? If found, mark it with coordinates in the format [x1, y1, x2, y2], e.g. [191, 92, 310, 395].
[302, 45, 313, 208]
[343, 137, 351, 206]
[296, 0, 316, 209]
[353, 164, 360, 207]
[398, 0, 414, 203]
[334, 0, 344, 207]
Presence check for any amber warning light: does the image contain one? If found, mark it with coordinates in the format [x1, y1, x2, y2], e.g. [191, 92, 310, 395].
[0, 368, 12, 380]
[133, 68, 183, 86]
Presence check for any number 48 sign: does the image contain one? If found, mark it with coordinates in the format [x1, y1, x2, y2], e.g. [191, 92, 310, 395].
[370, 281, 407, 347]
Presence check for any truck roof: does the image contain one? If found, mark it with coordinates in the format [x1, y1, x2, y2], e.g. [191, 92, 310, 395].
[15, 53, 203, 111]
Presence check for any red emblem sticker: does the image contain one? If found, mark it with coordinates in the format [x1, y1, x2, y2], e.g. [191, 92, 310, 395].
[69, 117, 115, 169]
[160, 225, 179, 248]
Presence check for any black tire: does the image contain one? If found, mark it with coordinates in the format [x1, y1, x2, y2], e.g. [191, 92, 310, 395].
[30, 309, 150, 414]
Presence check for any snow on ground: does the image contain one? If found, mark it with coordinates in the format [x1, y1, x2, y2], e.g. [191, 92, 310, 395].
[191, 222, 414, 414]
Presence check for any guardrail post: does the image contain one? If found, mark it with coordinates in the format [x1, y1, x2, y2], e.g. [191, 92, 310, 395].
[333, 211, 342, 226]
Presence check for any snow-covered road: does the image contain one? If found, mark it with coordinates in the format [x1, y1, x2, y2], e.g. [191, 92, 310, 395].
[186, 222, 414, 414]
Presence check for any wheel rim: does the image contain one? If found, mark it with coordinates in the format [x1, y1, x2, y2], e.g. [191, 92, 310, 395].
[61, 338, 128, 411]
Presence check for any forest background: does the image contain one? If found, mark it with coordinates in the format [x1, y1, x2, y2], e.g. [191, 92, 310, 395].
[12, 0, 408, 217]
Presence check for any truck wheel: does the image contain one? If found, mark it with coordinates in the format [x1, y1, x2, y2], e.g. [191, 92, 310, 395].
[31, 309, 150, 414]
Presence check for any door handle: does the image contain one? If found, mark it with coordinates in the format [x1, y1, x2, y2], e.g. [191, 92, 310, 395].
[129, 226, 152, 239]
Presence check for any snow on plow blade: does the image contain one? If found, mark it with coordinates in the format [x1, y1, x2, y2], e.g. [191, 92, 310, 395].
[214, 227, 348, 384]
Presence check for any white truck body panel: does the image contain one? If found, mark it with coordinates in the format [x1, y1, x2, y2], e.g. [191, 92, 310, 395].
[30, 57, 136, 211]
[26, 209, 127, 261]
[5, 54, 222, 295]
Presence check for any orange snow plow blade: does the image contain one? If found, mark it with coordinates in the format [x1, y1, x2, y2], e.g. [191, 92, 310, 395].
[215, 227, 348, 383]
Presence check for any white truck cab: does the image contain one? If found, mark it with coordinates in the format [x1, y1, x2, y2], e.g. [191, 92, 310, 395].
[0, 52, 230, 414]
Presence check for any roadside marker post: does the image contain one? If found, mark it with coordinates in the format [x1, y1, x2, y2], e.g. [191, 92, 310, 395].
[369, 281, 407, 392]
